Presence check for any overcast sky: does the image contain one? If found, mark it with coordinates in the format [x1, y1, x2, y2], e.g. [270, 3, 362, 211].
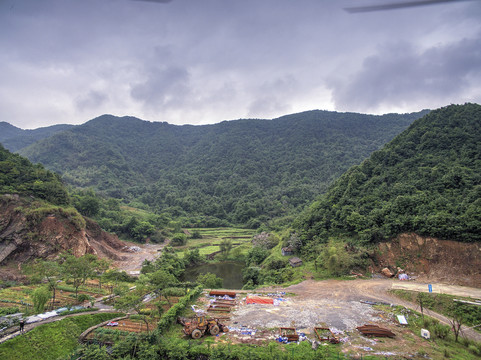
[1, 0, 480, 129]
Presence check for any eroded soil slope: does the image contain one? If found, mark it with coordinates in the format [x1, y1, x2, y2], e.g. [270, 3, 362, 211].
[373, 233, 481, 287]
[0, 194, 129, 267]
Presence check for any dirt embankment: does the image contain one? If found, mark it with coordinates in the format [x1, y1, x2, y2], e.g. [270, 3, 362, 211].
[0, 194, 130, 271]
[372, 233, 481, 288]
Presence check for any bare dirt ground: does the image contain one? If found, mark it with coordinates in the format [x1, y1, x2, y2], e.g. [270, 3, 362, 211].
[112, 240, 168, 275]
[207, 278, 481, 356]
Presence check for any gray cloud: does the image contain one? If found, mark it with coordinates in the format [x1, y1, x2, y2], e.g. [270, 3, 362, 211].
[75, 90, 109, 111]
[328, 34, 481, 112]
[1, 0, 480, 128]
[130, 66, 192, 109]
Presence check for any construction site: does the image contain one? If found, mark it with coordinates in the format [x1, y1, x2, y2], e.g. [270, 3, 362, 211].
[174, 279, 481, 358]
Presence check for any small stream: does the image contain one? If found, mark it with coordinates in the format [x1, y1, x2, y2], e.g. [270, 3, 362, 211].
[183, 261, 245, 289]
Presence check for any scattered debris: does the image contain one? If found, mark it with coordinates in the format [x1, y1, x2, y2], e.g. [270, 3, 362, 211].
[279, 327, 299, 342]
[421, 328, 430, 339]
[381, 268, 394, 278]
[398, 273, 409, 281]
[350, 271, 364, 277]
[397, 315, 408, 325]
[359, 300, 390, 306]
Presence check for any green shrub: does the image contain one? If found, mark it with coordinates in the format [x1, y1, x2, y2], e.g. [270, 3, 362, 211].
[0, 306, 19, 315]
[156, 286, 202, 333]
[31, 286, 51, 313]
[196, 273, 223, 289]
[77, 294, 94, 303]
[171, 233, 187, 246]
[162, 287, 186, 297]
[191, 230, 202, 239]
[433, 323, 450, 340]
[265, 257, 288, 270]
[468, 344, 481, 356]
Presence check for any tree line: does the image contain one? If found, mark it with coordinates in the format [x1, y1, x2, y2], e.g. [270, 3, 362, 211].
[17, 110, 427, 228]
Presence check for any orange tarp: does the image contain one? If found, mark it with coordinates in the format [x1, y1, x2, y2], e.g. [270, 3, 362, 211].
[246, 296, 274, 304]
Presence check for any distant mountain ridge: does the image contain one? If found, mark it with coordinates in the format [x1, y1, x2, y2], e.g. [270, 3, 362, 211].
[17, 109, 428, 226]
[0, 122, 74, 152]
[295, 103, 481, 245]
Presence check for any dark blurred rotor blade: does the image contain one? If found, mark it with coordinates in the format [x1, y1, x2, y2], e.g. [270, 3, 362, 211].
[345, 0, 474, 13]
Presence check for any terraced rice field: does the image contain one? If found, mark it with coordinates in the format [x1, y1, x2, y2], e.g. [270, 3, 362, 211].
[176, 227, 255, 258]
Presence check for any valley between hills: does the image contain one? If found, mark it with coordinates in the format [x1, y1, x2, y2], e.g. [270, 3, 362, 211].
[1, 104, 481, 359]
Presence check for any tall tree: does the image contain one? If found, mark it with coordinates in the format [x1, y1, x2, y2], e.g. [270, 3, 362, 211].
[114, 285, 151, 333]
[28, 260, 62, 310]
[61, 253, 98, 299]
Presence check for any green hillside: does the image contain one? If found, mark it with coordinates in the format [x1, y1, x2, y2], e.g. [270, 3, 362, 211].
[19, 110, 427, 227]
[295, 103, 481, 247]
[0, 122, 74, 152]
[0, 144, 69, 205]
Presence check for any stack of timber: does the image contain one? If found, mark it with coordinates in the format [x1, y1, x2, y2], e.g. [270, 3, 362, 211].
[356, 324, 395, 338]
[209, 290, 237, 298]
[208, 299, 236, 312]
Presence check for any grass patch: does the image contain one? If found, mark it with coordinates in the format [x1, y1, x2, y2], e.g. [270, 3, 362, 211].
[390, 289, 481, 330]
[373, 304, 481, 359]
[0, 312, 123, 360]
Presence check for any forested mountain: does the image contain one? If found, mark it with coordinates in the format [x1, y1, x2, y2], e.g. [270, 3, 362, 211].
[19, 110, 427, 226]
[295, 103, 481, 247]
[0, 122, 74, 152]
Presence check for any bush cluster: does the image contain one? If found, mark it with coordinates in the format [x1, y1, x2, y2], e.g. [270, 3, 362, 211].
[156, 286, 202, 334]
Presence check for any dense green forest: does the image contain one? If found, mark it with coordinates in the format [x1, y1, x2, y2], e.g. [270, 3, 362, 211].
[0, 145, 169, 242]
[16, 110, 427, 227]
[0, 144, 69, 205]
[295, 103, 481, 249]
[0, 122, 74, 152]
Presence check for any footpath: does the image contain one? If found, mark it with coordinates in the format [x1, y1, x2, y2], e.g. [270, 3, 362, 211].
[0, 295, 116, 344]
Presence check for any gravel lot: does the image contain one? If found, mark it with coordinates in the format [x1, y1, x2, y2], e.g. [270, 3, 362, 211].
[231, 297, 381, 332]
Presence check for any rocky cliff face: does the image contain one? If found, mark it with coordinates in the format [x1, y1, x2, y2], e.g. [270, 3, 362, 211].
[374, 233, 481, 287]
[0, 194, 127, 266]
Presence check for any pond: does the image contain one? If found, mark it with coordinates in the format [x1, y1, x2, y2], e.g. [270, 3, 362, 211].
[183, 261, 245, 289]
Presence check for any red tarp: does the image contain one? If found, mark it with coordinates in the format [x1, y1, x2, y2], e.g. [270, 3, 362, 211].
[246, 296, 274, 305]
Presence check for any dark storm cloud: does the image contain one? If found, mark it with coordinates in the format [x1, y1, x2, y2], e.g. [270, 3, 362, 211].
[328, 34, 481, 111]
